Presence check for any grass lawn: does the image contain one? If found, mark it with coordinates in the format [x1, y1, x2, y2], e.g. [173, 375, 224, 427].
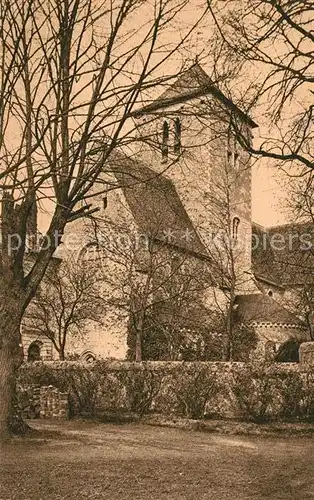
[1, 420, 314, 500]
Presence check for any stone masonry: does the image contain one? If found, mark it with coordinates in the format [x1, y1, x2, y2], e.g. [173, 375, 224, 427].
[19, 385, 69, 419]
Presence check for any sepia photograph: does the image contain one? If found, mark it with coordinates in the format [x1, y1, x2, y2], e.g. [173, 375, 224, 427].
[1, 0, 314, 498]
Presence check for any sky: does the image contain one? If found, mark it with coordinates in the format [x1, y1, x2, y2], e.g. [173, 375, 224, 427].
[24, 1, 298, 232]
[252, 159, 288, 228]
[165, 4, 292, 229]
[185, 1, 309, 229]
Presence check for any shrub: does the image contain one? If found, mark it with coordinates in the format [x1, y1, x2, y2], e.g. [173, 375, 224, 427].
[18, 361, 69, 391]
[19, 360, 314, 423]
[300, 371, 314, 421]
[97, 371, 125, 412]
[66, 363, 102, 416]
[169, 365, 220, 419]
[232, 364, 280, 422]
[18, 360, 111, 417]
[231, 325, 259, 362]
[231, 364, 308, 422]
[276, 370, 303, 420]
[123, 367, 165, 416]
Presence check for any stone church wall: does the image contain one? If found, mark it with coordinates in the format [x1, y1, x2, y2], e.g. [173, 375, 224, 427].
[21, 331, 54, 361]
[135, 94, 256, 295]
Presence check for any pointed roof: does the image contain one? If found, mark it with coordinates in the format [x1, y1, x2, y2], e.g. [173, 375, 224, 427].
[133, 63, 258, 128]
[156, 63, 213, 102]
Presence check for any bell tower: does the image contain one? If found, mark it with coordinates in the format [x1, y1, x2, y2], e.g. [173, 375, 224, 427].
[133, 63, 258, 293]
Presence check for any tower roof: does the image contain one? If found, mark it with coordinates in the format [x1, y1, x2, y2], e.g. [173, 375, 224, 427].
[133, 63, 258, 128]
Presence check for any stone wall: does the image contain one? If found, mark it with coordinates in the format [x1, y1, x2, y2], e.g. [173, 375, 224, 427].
[18, 384, 69, 419]
[299, 342, 314, 369]
[18, 360, 301, 421]
[39, 386, 69, 419]
[18, 385, 41, 419]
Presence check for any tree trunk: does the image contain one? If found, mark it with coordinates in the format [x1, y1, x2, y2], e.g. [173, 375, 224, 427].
[135, 307, 145, 362]
[0, 312, 25, 440]
[224, 301, 234, 361]
[0, 344, 16, 440]
[8, 386, 30, 436]
[135, 328, 142, 362]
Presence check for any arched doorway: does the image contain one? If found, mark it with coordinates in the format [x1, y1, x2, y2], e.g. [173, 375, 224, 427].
[274, 339, 300, 363]
[27, 341, 42, 362]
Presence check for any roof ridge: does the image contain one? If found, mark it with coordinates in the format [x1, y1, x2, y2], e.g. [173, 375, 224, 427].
[266, 220, 313, 231]
[132, 63, 258, 128]
[252, 221, 268, 232]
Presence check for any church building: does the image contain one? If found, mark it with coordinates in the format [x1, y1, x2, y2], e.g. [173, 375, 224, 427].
[22, 63, 311, 362]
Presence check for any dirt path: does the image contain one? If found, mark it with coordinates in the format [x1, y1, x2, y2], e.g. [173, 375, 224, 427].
[1, 420, 314, 499]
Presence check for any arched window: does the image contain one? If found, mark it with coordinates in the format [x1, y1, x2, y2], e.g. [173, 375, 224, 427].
[27, 341, 42, 362]
[227, 150, 233, 168]
[232, 216, 240, 240]
[234, 152, 240, 170]
[227, 126, 233, 168]
[78, 241, 102, 264]
[161, 120, 169, 160]
[174, 117, 181, 154]
[80, 350, 96, 363]
[103, 195, 108, 210]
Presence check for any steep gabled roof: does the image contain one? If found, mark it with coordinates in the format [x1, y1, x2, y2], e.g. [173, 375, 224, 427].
[154, 63, 213, 102]
[109, 154, 207, 257]
[252, 221, 314, 287]
[133, 63, 258, 128]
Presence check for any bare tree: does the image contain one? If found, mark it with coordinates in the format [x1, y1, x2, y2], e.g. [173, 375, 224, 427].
[207, 0, 314, 172]
[91, 198, 256, 361]
[78, 145, 256, 362]
[201, 149, 257, 359]
[127, 242, 211, 361]
[25, 258, 104, 360]
[263, 171, 314, 335]
[81, 200, 212, 362]
[287, 286, 314, 340]
[0, 0, 208, 438]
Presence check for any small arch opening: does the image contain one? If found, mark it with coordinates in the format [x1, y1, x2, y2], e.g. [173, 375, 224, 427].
[274, 339, 300, 363]
[77, 242, 101, 264]
[27, 341, 42, 362]
[232, 216, 240, 241]
[103, 195, 108, 210]
[234, 152, 240, 170]
[227, 150, 232, 167]
[161, 121, 169, 160]
[174, 117, 181, 154]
